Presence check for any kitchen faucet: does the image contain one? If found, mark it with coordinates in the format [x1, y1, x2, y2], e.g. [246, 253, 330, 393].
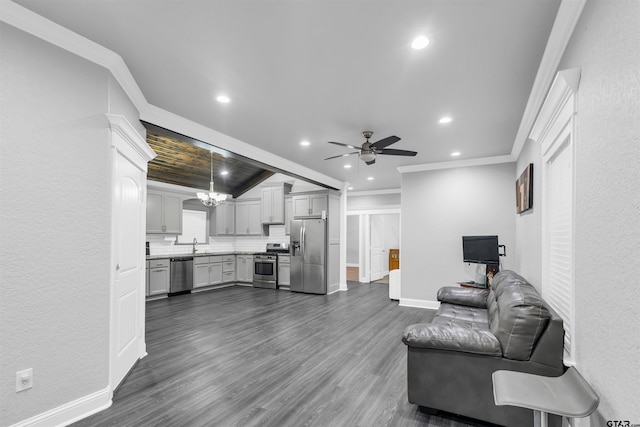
[192, 238, 198, 254]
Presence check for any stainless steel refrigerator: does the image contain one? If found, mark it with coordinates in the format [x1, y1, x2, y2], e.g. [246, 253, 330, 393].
[290, 218, 327, 294]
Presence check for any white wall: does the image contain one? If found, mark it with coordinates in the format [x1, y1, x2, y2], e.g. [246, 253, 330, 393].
[514, 139, 542, 286]
[347, 192, 400, 210]
[379, 213, 399, 271]
[400, 162, 515, 305]
[516, 1, 639, 423]
[0, 23, 140, 425]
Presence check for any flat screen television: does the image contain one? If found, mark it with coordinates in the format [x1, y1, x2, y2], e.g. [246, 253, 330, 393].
[462, 235, 499, 264]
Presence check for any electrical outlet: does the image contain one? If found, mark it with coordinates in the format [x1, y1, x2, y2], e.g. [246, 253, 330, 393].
[16, 368, 33, 392]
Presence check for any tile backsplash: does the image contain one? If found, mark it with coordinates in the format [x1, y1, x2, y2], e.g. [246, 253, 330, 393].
[147, 224, 289, 256]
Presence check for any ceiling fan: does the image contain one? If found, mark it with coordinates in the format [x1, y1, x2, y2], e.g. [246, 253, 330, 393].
[324, 131, 417, 165]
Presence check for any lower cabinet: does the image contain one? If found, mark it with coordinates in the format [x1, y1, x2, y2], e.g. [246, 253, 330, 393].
[236, 255, 253, 283]
[147, 259, 170, 296]
[193, 256, 223, 289]
[222, 255, 236, 283]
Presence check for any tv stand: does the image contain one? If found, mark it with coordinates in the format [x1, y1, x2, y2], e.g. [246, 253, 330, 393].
[459, 263, 500, 289]
[457, 281, 487, 289]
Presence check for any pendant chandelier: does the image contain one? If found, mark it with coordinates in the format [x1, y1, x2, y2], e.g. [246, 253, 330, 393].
[196, 152, 227, 207]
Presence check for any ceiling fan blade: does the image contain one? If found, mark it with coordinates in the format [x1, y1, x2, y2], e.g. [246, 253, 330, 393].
[324, 152, 359, 160]
[371, 135, 400, 149]
[327, 141, 359, 149]
[365, 158, 376, 165]
[378, 148, 417, 156]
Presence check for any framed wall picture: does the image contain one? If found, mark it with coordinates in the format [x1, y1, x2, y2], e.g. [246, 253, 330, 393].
[516, 163, 533, 213]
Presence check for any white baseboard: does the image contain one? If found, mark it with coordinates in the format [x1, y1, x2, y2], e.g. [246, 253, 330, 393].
[399, 298, 440, 310]
[346, 263, 359, 268]
[10, 386, 112, 427]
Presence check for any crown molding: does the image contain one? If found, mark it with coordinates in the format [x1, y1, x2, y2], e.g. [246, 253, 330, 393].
[529, 68, 581, 145]
[106, 114, 156, 171]
[0, 1, 149, 112]
[347, 188, 401, 197]
[1, 1, 345, 192]
[2, 0, 585, 187]
[510, 0, 587, 159]
[397, 155, 514, 174]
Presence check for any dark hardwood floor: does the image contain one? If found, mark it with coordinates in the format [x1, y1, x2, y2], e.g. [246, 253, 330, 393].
[73, 282, 494, 427]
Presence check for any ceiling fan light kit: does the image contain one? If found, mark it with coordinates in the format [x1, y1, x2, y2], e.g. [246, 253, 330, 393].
[359, 152, 376, 162]
[197, 152, 228, 207]
[324, 131, 417, 165]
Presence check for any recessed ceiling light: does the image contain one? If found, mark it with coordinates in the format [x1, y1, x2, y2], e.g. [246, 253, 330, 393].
[220, 170, 229, 176]
[348, 186, 354, 190]
[300, 140, 310, 146]
[344, 164, 352, 169]
[439, 116, 453, 124]
[451, 151, 461, 157]
[367, 176, 374, 181]
[411, 35, 430, 50]
[216, 95, 230, 103]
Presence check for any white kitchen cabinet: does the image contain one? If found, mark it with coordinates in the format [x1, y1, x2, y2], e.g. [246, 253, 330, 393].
[278, 255, 290, 289]
[284, 196, 293, 235]
[236, 255, 253, 283]
[261, 184, 291, 224]
[222, 255, 236, 283]
[146, 190, 182, 234]
[293, 193, 327, 218]
[193, 256, 223, 289]
[235, 199, 262, 235]
[211, 202, 235, 236]
[147, 259, 170, 296]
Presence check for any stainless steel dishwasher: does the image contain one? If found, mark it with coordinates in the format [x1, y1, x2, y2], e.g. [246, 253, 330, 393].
[169, 256, 193, 295]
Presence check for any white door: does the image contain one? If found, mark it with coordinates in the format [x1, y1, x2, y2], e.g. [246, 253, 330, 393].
[111, 150, 145, 390]
[107, 114, 155, 395]
[370, 215, 385, 282]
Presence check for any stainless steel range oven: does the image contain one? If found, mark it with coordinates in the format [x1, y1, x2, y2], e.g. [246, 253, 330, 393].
[253, 243, 289, 289]
[253, 253, 277, 289]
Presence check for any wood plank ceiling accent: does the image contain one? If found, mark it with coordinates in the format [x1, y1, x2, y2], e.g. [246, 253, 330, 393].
[145, 127, 275, 198]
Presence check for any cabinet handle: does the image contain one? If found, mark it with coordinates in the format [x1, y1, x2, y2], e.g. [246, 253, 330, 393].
[152, 269, 164, 272]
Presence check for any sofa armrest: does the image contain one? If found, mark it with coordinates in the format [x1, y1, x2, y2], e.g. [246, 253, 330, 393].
[402, 323, 502, 356]
[437, 286, 490, 308]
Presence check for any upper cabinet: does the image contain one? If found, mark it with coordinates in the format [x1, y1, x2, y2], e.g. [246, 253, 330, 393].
[211, 202, 235, 236]
[235, 199, 262, 235]
[146, 190, 182, 234]
[261, 183, 291, 224]
[293, 193, 328, 218]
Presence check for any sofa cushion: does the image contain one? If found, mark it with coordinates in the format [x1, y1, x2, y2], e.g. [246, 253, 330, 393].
[489, 272, 551, 361]
[402, 322, 502, 356]
[436, 303, 489, 327]
[437, 286, 490, 308]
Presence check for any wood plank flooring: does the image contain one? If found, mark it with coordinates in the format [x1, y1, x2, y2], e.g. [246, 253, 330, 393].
[73, 283, 495, 427]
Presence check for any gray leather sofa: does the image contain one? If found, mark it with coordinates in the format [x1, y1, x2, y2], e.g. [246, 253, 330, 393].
[402, 270, 565, 426]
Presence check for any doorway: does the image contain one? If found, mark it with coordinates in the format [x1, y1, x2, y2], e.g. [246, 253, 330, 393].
[346, 211, 400, 283]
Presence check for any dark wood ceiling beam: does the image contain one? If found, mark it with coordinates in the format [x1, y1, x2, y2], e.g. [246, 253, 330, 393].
[142, 121, 337, 193]
[233, 170, 275, 198]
